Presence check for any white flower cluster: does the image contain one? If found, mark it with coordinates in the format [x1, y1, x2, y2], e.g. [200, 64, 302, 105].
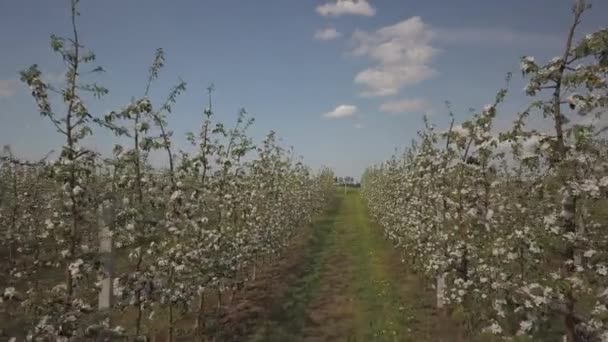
[362, 20, 608, 340]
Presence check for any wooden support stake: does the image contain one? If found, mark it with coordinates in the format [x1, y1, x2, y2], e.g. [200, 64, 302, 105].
[98, 199, 114, 310]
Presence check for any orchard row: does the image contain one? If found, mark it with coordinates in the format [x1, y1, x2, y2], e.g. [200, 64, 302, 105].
[362, 2, 608, 341]
[0, 1, 335, 340]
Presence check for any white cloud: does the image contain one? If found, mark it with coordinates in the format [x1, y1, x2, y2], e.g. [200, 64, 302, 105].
[352, 17, 438, 97]
[314, 27, 342, 41]
[322, 104, 358, 119]
[0, 79, 16, 98]
[316, 0, 375, 17]
[380, 99, 427, 114]
[348, 16, 558, 97]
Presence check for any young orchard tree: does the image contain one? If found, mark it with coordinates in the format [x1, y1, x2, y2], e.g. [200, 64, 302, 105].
[516, 0, 608, 339]
[17, 0, 116, 338]
[102, 48, 186, 337]
[0, 149, 55, 331]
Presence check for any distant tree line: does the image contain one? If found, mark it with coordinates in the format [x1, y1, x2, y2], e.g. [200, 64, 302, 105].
[335, 176, 360, 188]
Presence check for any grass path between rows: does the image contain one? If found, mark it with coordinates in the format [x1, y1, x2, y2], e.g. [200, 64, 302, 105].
[249, 190, 460, 341]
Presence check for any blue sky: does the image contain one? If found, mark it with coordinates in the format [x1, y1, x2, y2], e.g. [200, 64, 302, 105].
[1, 0, 606, 177]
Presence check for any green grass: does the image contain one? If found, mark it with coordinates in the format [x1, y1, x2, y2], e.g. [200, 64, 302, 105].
[250, 189, 448, 341]
[249, 192, 341, 341]
[341, 191, 409, 341]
